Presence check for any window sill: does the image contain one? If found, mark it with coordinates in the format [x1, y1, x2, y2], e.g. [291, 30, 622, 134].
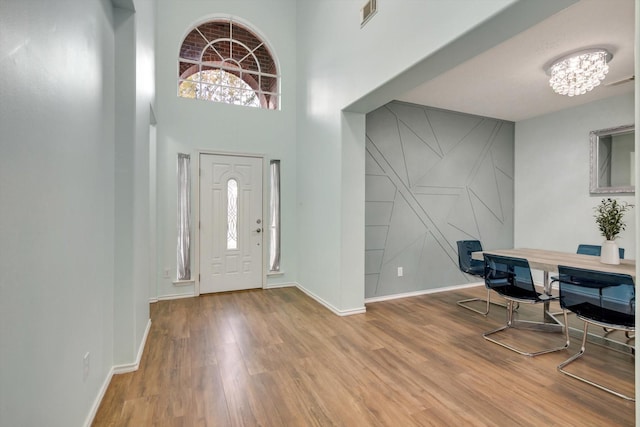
[267, 271, 284, 277]
[173, 279, 195, 287]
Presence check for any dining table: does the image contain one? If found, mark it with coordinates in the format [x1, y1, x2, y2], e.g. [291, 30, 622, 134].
[471, 247, 636, 329]
[471, 247, 636, 280]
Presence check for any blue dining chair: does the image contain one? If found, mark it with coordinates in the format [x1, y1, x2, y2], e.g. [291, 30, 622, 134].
[549, 243, 625, 284]
[556, 265, 635, 401]
[551, 244, 628, 337]
[576, 244, 625, 259]
[456, 240, 506, 315]
[483, 253, 568, 356]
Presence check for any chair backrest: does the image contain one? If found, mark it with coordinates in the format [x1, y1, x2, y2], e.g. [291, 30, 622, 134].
[557, 265, 635, 328]
[483, 254, 540, 301]
[577, 244, 625, 259]
[456, 240, 484, 277]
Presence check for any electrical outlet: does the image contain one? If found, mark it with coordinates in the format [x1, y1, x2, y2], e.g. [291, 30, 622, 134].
[163, 268, 170, 279]
[397, 267, 403, 277]
[83, 352, 90, 382]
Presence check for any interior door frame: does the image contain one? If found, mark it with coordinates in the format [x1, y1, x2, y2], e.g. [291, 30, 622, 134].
[195, 149, 267, 296]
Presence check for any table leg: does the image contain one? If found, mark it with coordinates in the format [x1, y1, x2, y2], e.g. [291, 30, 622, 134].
[543, 270, 550, 293]
[543, 270, 554, 323]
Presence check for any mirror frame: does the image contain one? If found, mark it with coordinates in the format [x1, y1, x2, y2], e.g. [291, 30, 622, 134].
[589, 124, 635, 194]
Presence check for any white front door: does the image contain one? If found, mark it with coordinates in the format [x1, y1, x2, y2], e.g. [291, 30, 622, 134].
[199, 153, 263, 293]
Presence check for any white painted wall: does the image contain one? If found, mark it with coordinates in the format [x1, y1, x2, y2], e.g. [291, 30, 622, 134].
[0, 1, 116, 425]
[515, 92, 635, 258]
[154, 0, 298, 299]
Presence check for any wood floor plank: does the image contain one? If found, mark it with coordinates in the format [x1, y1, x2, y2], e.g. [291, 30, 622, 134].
[92, 286, 635, 426]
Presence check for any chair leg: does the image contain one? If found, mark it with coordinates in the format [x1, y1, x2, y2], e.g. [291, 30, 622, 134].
[483, 301, 568, 357]
[558, 321, 635, 401]
[457, 288, 506, 316]
[603, 327, 635, 342]
[564, 322, 633, 355]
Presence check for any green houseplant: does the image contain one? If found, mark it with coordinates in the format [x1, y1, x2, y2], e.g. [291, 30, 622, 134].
[594, 198, 633, 264]
[594, 198, 633, 240]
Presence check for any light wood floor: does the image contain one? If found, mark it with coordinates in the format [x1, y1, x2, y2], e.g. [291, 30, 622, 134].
[93, 286, 635, 426]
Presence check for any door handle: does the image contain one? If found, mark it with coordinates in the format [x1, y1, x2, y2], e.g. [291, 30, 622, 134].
[256, 228, 262, 233]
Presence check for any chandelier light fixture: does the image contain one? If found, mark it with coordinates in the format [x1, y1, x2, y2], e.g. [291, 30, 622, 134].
[547, 49, 612, 97]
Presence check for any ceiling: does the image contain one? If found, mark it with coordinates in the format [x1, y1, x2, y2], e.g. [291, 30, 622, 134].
[397, 0, 635, 122]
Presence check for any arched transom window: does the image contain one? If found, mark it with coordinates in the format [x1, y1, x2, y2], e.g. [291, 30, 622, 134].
[178, 19, 279, 110]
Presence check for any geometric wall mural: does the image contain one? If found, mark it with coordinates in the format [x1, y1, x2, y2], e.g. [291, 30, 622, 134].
[365, 101, 514, 298]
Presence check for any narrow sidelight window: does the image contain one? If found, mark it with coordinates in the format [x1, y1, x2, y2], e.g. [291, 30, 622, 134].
[177, 153, 191, 280]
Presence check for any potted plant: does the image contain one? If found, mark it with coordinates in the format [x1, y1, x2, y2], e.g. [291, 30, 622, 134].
[594, 198, 633, 264]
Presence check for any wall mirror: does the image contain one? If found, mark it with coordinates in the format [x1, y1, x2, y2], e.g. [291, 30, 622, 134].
[590, 124, 635, 194]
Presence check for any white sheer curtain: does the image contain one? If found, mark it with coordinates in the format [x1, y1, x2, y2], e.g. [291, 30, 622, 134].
[269, 160, 281, 271]
[177, 153, 191, 280]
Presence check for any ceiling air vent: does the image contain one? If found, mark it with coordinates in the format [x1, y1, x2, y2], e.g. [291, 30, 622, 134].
[361, 0, 377, 27]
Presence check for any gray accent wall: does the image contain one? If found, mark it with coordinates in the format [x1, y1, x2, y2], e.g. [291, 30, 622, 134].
[365, 101, 515, 298]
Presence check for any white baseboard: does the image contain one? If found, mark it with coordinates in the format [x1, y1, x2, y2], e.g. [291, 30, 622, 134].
[264, 282, 297, 289]
[152, 282, 365, 316]
[114, 319, 152, 374]
[85, 282, 371, 426]
[335, 306, 367, 316]
[84, 319, 152, 427]
[149, 291, 195, 303]
[364, 282, 484, 304]
[83, 366, 114, 427]
[295, 283, 366, 316]
[152, 282, 490, 310]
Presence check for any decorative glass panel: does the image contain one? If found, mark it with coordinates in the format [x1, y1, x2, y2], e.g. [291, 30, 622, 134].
[178, 70, 260, 108]
[227, 179, 238, 250]
[269, 160, 281, 271]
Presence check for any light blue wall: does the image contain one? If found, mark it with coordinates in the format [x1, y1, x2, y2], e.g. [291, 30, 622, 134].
[515, 92, 635, 259]
[0, 1, 116, 425]
[153, 0, 576, 313]
[113, 0, 155, 365]
[0, 0, 155, 424]
[133, 0, 156, 363]
[154, 0, 298, 299]
[295, 0, 575, 312]
[114, 5, 137, 368]
[2, 0, 635, 424]
[365, 101, 514, 298]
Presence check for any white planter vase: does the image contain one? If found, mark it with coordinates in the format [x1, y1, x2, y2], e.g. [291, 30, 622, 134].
[600, 240, 620, 265]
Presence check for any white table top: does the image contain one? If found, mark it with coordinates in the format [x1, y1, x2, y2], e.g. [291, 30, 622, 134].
[472, 248, 636, 278]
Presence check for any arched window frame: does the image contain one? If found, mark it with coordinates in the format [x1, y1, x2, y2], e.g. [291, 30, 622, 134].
[177, 17, 280, 110]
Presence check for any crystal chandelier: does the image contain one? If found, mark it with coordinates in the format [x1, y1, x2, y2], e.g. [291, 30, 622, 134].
[548, 49, 612, 97]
